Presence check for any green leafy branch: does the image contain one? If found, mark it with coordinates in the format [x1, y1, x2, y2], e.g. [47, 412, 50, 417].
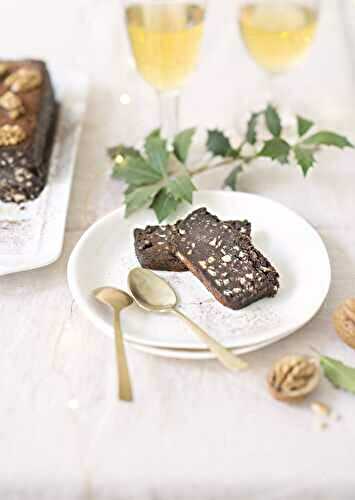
[108, 104, 353, 222]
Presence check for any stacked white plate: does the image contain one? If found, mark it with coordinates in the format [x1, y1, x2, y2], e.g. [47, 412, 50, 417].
[67, 191, 331, 360]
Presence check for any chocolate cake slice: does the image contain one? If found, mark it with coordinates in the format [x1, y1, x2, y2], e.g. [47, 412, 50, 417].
[0, 60, 57, 203]
[171, 208, 279, 310]
[134, 215, 251, 272]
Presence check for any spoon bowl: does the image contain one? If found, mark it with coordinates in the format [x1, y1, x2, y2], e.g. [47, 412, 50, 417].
[128, 267, 247, 371]
[94, 287, 133, 310]
[128, 268, 176, 312]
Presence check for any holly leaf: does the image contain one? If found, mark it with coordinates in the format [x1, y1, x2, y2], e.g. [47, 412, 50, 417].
[167, 173, 196, 203]
[223, 165, 242, 191]
[150, 188, 179, 222]
[246, 112, 259, 145]
[107, 144, 141, 161]
[303, 131, 353, 149]
[297, 116, 314, 137]
[294, 145, 315, 176]
[207, 129, 234, 157]
[124, 183, 162, 217]
[146, 128, 161, 141]
[113, 156, 162, 186]
[173, 128, 196, 164]
[258, 138, 290, 164]
[145, 136, 169, 177]
[320, 355, 355, 394]
[265, 105, 281, 137]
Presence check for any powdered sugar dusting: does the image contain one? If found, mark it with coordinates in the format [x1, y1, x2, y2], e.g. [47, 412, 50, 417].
[115, 251, 281, 341]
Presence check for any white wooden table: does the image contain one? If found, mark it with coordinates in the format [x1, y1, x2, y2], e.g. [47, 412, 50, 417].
[1, 1, 355, 499]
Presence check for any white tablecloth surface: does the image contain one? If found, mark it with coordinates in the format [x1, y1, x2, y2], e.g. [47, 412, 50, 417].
[1, 1, 355, 499]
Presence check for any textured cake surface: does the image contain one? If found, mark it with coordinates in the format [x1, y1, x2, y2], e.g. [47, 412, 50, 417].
[134, 215, 251, 272]
[0, 60, 57, 203]
[171, 208, 279, 310]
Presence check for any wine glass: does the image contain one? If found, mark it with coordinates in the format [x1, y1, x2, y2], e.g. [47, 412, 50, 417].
[238, 0, 320, 105]
[123, 0, 206, 139]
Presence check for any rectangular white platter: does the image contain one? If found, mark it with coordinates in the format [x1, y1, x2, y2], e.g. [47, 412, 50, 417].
[0, 65, 89, 276]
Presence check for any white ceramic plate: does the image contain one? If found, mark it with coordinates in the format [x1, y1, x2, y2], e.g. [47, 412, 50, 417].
[68, 191, 331, 351]
[0, 65, 89, 276]
[127, 333, 286, 360]
[68, 191, 330, 350]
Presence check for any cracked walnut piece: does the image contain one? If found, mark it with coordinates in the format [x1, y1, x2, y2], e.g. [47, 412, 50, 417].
[268, 355, 320, 402]
[4, 67, 43, 93]
[0, 124, 27, 146]
[333, 298, 355, 349]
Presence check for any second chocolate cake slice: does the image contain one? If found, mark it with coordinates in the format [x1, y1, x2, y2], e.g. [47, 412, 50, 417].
[134, 212, 251, 272]
[171, 208, 279, 310]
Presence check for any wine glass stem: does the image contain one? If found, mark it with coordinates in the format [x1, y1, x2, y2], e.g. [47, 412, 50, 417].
[158, 90, 180, 140]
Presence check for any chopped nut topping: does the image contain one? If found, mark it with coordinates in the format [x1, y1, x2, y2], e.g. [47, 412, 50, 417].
[198, 260, 207, 269]
[4, 67, 43, 93]
[207, 256, 215, 263]
[222, 254, 232, 263]
[209, 238, 217, 246]
[0, 124, 27, 146]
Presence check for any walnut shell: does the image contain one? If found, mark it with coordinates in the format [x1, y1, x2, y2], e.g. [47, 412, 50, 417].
[268, 355, 320, 402]
[333, 298, 355, 349]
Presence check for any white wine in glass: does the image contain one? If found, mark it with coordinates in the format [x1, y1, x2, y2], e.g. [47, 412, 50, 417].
[239, 1, 319, 74]
[124, 1, 206, 138]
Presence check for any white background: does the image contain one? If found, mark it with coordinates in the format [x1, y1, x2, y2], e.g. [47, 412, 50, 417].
[1, 1, 355, 499]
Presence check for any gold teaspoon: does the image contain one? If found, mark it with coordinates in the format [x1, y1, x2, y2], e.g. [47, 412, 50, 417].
[128, 268, 247, 371]
[93, 287, 134, 401]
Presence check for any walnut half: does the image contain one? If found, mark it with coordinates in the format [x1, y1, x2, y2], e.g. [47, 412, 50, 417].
[0, 124, 27, 146]
[4, 67, 43, 93]
[0, 91, 25, 119]
[333, 298, 355, 349]
[268, 355, 320, 402]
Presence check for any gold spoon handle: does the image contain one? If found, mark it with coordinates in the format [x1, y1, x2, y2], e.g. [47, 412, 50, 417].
[172, 308, 247, 371]
[113, 309, 133, 401]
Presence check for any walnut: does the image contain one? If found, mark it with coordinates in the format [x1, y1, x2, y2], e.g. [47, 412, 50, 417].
[268, 355, 320, 402]
[4, 67, 42, 93]
[0, 124, 27, 146]
[0, 91, 25, 119]
[333, 298, 355, 349]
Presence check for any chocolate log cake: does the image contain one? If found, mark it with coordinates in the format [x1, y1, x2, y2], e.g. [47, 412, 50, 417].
[0, 60, 57, 203]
